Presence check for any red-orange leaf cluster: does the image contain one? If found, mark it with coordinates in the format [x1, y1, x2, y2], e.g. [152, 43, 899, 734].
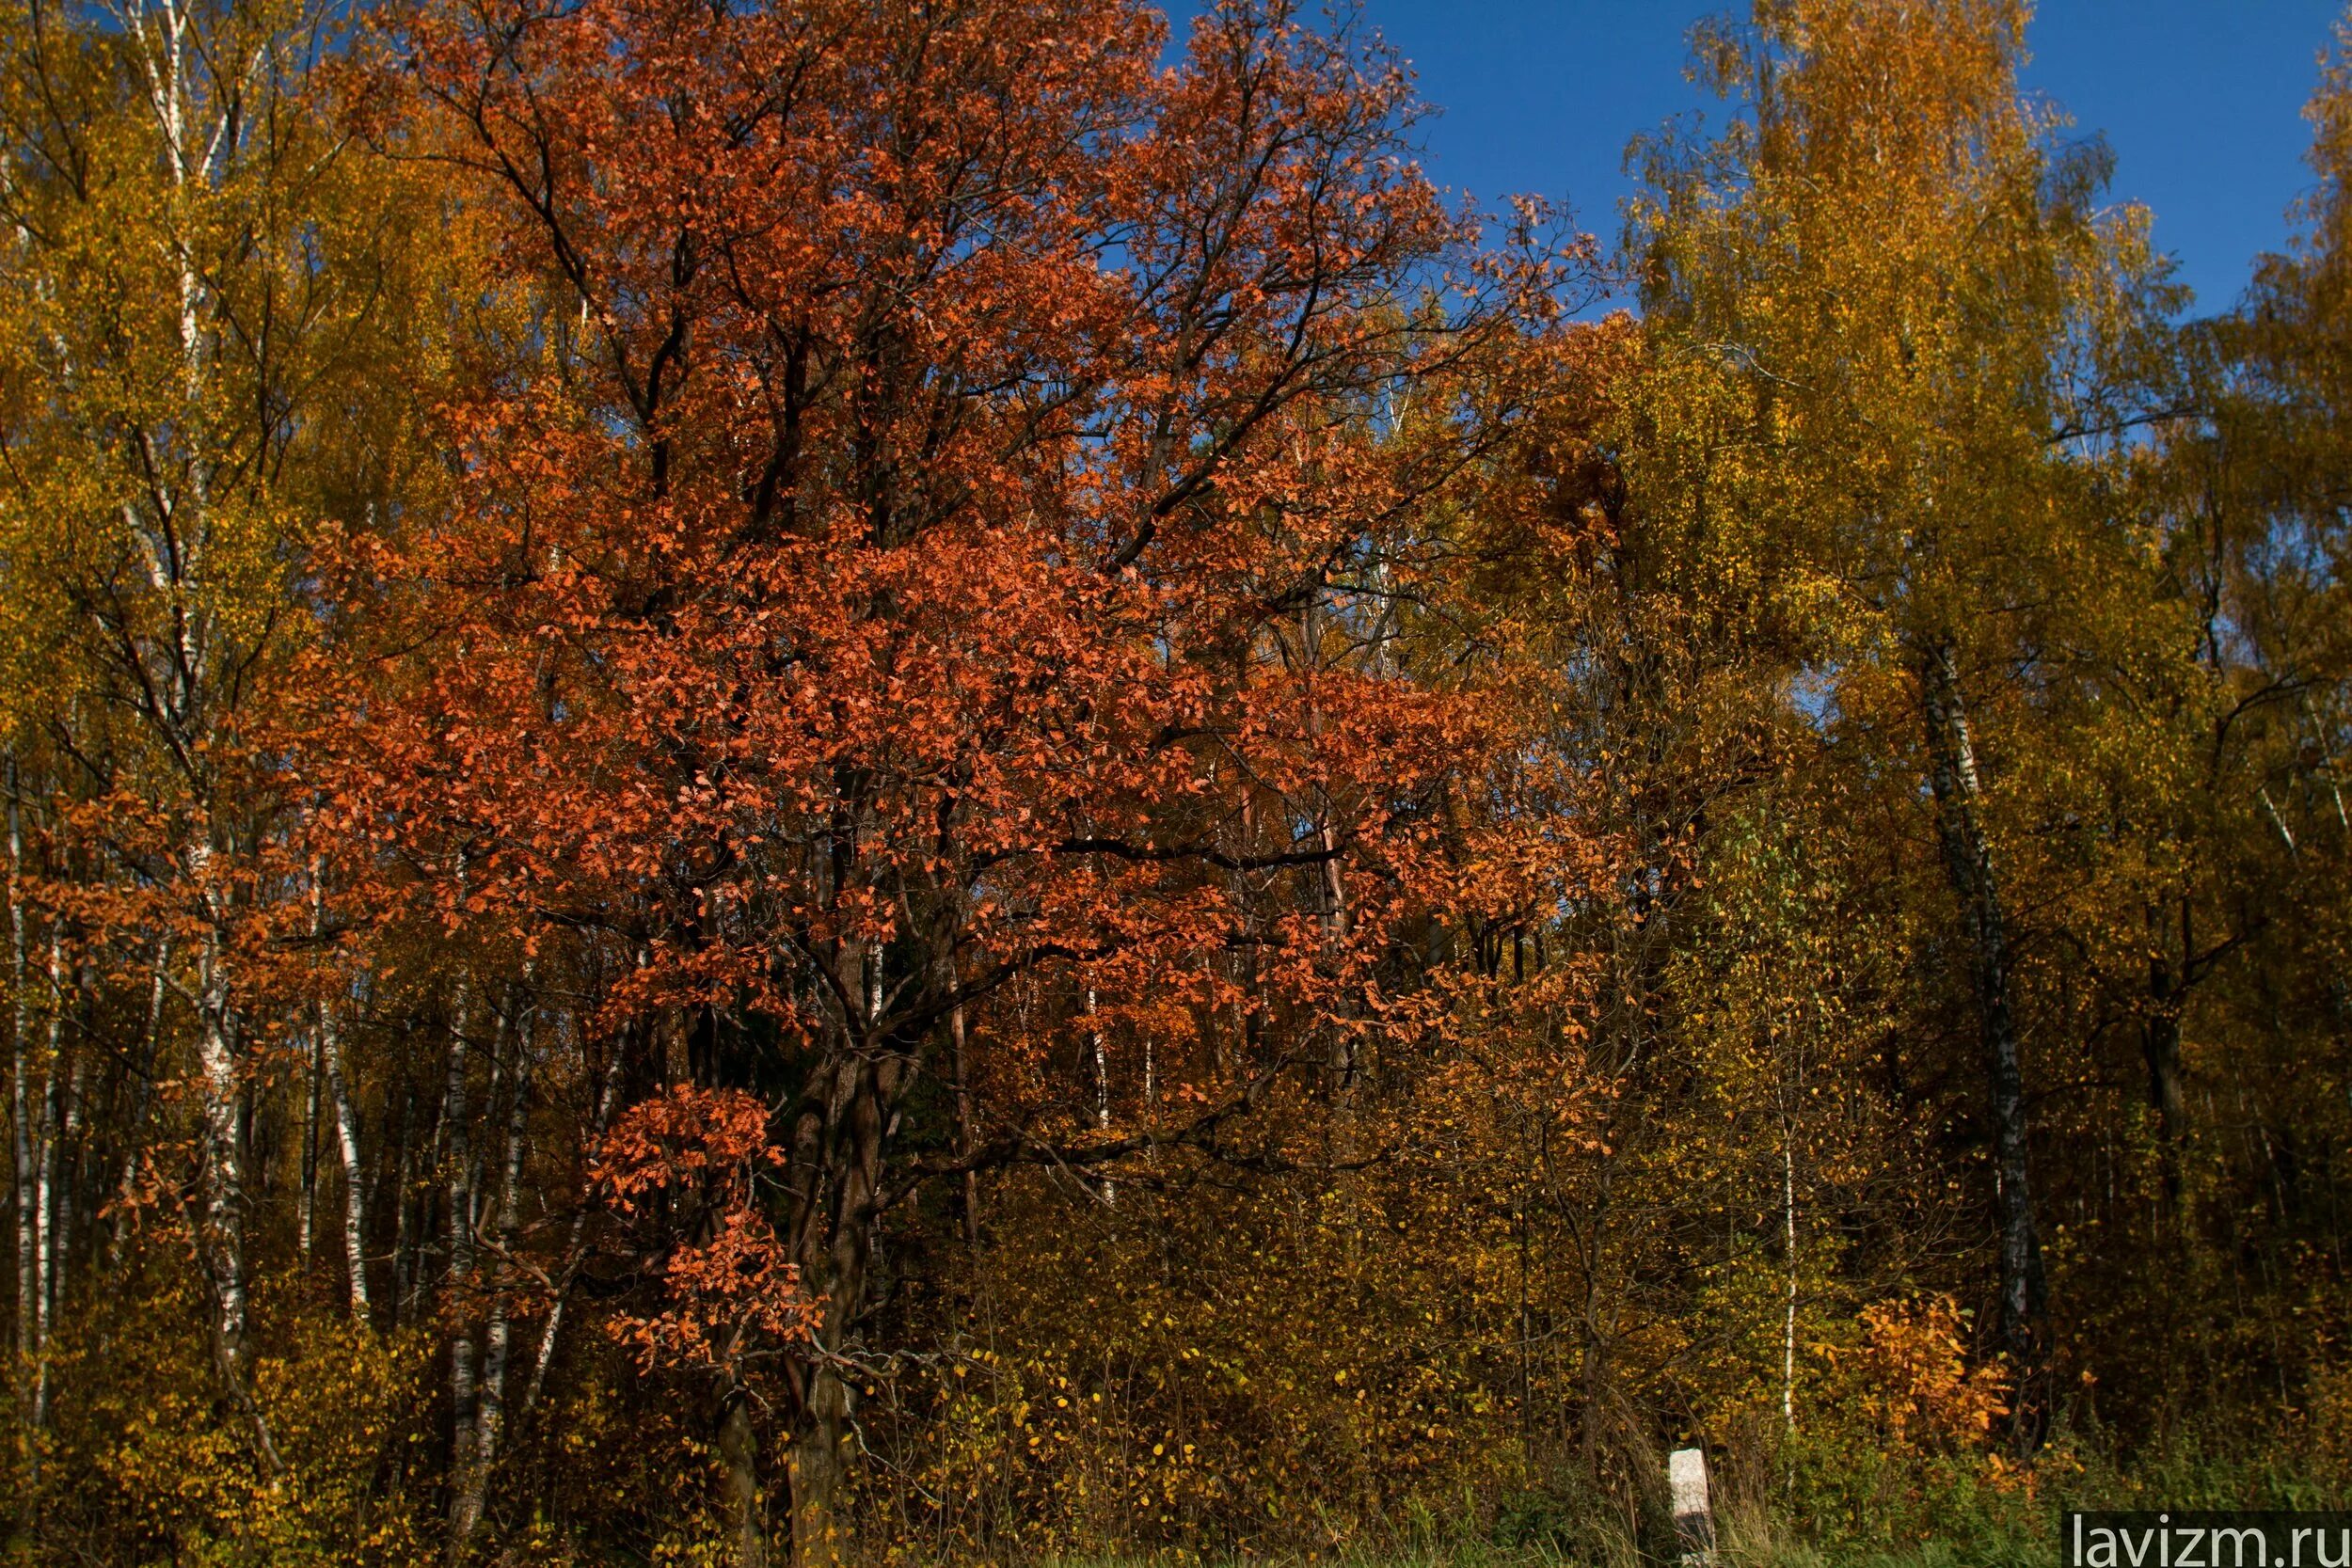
[595, 1085, 819, 1373]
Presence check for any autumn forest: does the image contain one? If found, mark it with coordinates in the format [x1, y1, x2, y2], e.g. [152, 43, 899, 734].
[0, 0, 2347, 1560]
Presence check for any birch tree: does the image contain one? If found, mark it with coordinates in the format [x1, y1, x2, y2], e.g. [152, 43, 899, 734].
[0, 0, 467, 1461]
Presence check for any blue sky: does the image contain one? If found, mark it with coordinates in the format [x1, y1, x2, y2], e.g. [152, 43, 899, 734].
[1214, 1, 2341, 317]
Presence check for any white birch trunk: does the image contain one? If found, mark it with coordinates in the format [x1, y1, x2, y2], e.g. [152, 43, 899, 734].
[29, 930, 60, 1431]
[298, 1037, 320, 1264]
[193, 899, 256, 1393]
[1782, 1138, 1797, 1436]
[324, 1007, 369, 1319]
[453, 1001, 533, 1559]
[520, 1025, 622, 1431]
[1088, 986, 1112, 1207]
[310, 863, 370, 1318]
[444, 973, 479, 1548]
[7, 765, 31, 1392]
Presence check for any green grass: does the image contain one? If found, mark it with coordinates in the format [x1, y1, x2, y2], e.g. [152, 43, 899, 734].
[1010, 1426, 2350, 1568]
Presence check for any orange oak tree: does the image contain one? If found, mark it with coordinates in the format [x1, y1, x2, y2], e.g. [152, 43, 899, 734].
[306, 0, 1576, 1559]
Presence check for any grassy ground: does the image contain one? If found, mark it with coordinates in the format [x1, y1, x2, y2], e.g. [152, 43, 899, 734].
[1025, 1435, 2345, 1568]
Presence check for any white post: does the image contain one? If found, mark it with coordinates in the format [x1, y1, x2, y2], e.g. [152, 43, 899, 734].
[1669, 1446, 1715, 1564]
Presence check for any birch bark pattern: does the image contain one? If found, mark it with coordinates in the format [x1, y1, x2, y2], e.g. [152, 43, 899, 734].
[450, 1000, 529, 1560]
[8, 762, 32, 1422]
[191, 879, 278, 1474]
[324, 1010, 370, 1319]
[310, 864, 371, 1318]
[444, 974, 478, 1559]
[1919, 641, 2047, 1437]
[31, 931, 65, 1433]
[1782, 1137, 1797, 1438]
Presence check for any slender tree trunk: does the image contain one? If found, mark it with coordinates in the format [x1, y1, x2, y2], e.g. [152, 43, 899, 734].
[520, 1017, 621, 1434]
[1087, 987, 1112, 1206]
[299, 1035, 320, 1265]
[30, 931, 60, 1433]
[1318, 816, 1355, 1163]
[391, 1077, 420, 1329]
[444, 975, 478, 1556]
[310, 864, 370, 1319]
[1782, 1132, 1798, 1440]
[42, 1047, 81, 1433]
[192, 894, 281, 1475]
[192, 915, 246, 1371]
[1919, 641, 2047, 1443]
[296, 1043, 320, 1259]
[2142, 901, 2186, 1149]
[34, 956, 81, 1431]
[2142, 908, 2187, 1222]
[324, 1007, 369, 1320]
[949, 997, 978, 1247]
[2142, 975, 2185, 1133]
[8, 767, 33, 1423]
[112, 942, 168, 1270]
[452, 999, 532, 1561]
[519, 1241, 580, 1435]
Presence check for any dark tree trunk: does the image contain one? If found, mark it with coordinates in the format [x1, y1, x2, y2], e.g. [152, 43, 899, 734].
[2142, 966, 2185, 1135]
[2141, 908, 2189, 1217]
[786, 1008, 908, 1568]
[2142, 899, 2189, 1139]
[717, 1384, 769, 1568]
